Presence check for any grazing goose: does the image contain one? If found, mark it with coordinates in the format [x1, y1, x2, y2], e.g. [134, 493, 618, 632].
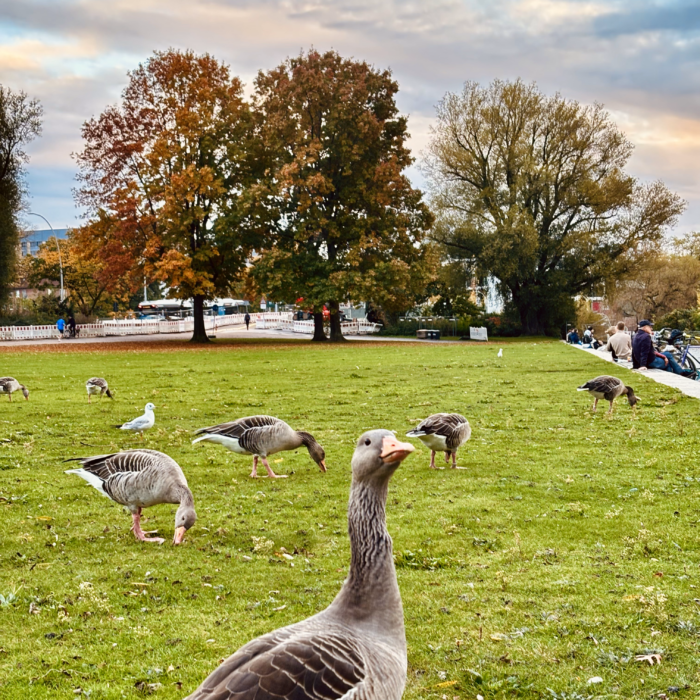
[0, 377, 28, 402]
[192, 415, 326, 478]
[185, 429, 414, 700]
[65, 449, 196, 544]
[406, 412, 471, 469]
[115, 403, 155, 437]
[497, 348, 503, 358]
[86, 377, 113, 404]
[577, 375, 638, 414]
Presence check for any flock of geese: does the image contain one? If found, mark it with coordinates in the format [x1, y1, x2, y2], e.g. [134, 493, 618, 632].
[4, 370, 635, 699]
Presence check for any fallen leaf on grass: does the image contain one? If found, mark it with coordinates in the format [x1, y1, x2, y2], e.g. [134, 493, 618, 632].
[436, 680, 457, 688]
[635, 653, 662, 665]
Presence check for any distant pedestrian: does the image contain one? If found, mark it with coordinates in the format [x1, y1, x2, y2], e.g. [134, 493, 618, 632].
[244, 312, 251, 330]
[582, 326, 593, 346]
[56, 317, 65, 339]
[68, 315, 77, 338]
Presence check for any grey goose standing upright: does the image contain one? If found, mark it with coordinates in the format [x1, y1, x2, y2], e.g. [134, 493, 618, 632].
[406, 413, 471, 469]
[577, 375, 638, 414]
[0, 377, 29, 401]
[192, 415, 326, 478]
[86, 377, 113, 404]
[185, 429, 414, 700]
[65, 449, 196, 544]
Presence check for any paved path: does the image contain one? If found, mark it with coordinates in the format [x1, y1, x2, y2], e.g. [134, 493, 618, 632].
[0, 324, 467, 347]
[568, 343, 700, 400]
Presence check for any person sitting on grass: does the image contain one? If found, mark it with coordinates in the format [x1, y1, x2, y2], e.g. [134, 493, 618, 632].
[632, 319, 693, 376]
[605, 321, 632, 362]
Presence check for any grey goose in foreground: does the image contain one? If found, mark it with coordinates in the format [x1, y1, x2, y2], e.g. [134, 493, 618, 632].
[86, 377, 113, 403]
[0, 377, 29, 401]
[406, 412, 471, 469]
[577, 375, 638, 414]
[115, 402, 155, 437]
[65, 449, 196, 544]
[192, 415, 326, 478]
[185, 429, 414, 700]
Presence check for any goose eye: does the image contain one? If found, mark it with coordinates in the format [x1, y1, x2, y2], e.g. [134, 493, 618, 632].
[364, 439, 371, 446]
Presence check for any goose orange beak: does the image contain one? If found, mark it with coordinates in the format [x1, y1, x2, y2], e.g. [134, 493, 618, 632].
[319, 460, 327, 472]
[173, 526, 187, 545]
[380, 435, 415, 464]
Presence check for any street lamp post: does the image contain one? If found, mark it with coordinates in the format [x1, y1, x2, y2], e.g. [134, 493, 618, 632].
[28, 212, 64, 302]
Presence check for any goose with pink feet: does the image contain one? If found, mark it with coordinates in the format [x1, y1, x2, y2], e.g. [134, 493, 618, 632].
[65, 449, 196, 545]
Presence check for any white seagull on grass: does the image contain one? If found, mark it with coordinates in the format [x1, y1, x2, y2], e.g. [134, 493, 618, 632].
[115, 403, 155, 438]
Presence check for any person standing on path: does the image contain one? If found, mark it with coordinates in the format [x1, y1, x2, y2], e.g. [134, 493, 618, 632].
[244, 312, 250, 330]
[68, 314, 77, 338]
[56, 317, 65, 339]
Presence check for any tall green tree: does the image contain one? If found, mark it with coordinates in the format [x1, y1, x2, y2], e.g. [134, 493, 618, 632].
[424, 79, 685, 335]
[75, 49, 255, 342]
[251, 49, 434, 341]
[0, 87, 42, 306]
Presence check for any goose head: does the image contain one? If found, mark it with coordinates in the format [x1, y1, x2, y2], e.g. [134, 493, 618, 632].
[298, 432, 327, 472]
[173, 503, 197, 545]
[351, 429, 414, 484]
[145, 402, 156, 412]
[624, 386, 638, 407]
[21, 386, 29, 400]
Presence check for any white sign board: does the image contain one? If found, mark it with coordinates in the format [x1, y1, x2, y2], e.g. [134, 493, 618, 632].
[470, 326, 488, 341]
[260, 300, 266, 310]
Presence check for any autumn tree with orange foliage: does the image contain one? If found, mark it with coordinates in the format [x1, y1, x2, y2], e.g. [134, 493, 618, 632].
[252, 50, 434, 341]
[28, 233, 112, 317]
[75, 49, 255, 341]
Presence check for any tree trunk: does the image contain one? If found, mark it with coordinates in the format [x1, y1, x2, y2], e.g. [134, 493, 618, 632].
[518, 301, 546, 336]
[312, 312, 327, 342]
[191, 294, 210, 343]
[329, 299, 345, 342]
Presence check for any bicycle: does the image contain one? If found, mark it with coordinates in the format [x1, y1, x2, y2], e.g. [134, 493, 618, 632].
[656, 328, 700, 379]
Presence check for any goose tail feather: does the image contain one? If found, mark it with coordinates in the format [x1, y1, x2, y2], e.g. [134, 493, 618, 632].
[65, 468, 110, 497]
[406, 429, 426, 437]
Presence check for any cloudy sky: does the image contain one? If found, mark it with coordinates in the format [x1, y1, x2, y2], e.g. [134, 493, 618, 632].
[2, 0, 699, 235]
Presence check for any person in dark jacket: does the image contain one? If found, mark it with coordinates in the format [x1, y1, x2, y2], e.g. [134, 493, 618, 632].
[632, 320, 691, 375]
[244, 312, 251, 330]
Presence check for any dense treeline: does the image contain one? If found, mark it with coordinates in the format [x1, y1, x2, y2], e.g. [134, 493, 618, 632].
[4, 51, 692, 339]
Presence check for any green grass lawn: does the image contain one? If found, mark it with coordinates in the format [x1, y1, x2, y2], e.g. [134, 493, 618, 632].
[1, 339, 700, 699]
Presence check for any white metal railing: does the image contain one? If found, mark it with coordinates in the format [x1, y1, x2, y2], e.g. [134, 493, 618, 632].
[0, 311, 380, 341]
[255, 315, 380, 335]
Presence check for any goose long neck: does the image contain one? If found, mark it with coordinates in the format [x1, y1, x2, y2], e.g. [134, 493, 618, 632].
[177, 485, 194, 507]
[296, 431, 315, 448]
[329, 478, 404, 640]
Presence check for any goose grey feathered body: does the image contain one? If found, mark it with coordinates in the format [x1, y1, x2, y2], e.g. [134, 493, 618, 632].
[406, 413, 471, 469]
[65, 449, 196, 544]
[86, 377, 113, 403]
[185, 429, 414, 700]
[0, 377, 28, 401]
[192, 415, 326, 478]
[577, 375, 638, 414]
